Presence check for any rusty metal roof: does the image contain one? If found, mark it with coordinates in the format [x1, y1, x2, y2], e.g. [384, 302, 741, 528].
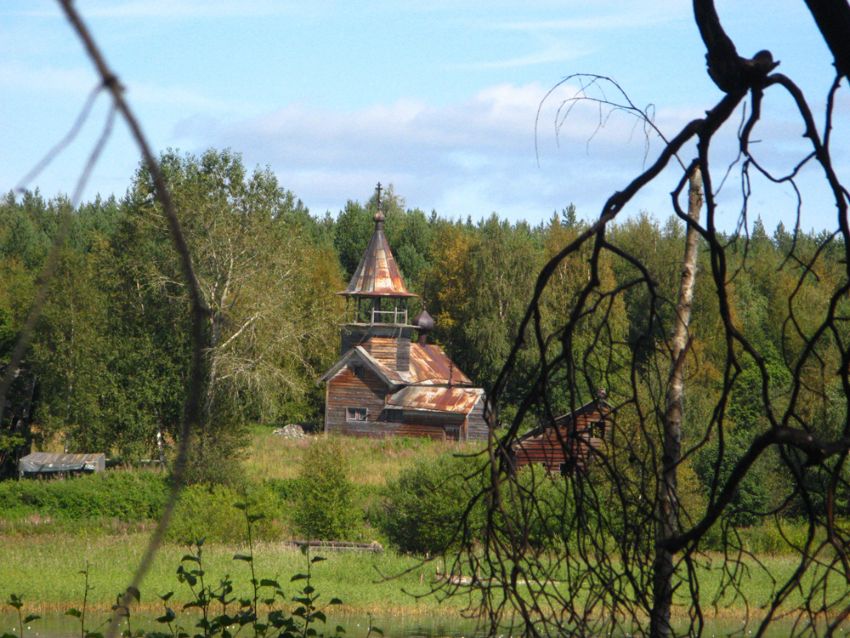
[319, 339, 474, 388]
[387, 386, 484, 414]
[515, 400, 611, 443]
[341, 214, 417, 298]
[407, 342, 472, 385]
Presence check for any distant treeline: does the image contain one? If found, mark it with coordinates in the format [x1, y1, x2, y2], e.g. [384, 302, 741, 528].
[1, 149, 845, 506]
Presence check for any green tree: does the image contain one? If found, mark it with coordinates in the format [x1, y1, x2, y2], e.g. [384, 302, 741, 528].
[294, 438, 356, 540]
[333, 200, 373, 279]
[122, 149, 343, 481]
[376, 453, 485, 554]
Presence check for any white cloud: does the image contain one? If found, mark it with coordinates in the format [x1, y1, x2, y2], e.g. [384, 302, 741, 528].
[170, 80, 703, 221]
[0, 59, 254, 115]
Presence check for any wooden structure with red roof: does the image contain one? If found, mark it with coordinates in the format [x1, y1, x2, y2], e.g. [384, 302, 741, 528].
[320, 184, 488, 441]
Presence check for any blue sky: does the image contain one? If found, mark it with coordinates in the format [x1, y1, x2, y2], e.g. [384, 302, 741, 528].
[2, 1, 848, 231]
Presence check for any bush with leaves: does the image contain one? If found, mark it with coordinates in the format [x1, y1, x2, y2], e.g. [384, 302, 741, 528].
[293, 437, 357, 540]
[0, 470, 168, 522]
[166, 483, 282, 543]
[374, 452, 486, 555]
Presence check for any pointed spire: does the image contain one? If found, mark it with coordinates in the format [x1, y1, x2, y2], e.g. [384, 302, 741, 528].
[340, 183, 417, 298]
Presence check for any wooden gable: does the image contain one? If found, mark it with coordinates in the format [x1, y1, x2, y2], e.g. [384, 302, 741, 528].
[324, 360, 390, 437]
[511, 401, 610, 474]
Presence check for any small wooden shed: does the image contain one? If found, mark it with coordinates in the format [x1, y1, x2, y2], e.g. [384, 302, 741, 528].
[510, 398, 610, 475]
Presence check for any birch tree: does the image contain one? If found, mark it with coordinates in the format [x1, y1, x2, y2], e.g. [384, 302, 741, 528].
[123, 149, 342, 481]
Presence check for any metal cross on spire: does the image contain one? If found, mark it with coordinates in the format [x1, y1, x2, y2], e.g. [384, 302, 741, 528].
[374, 181, 385, 222]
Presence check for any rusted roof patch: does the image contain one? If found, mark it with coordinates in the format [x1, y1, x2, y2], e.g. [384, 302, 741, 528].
[388, 386, 484, 414]
[341, 225, 417, 297]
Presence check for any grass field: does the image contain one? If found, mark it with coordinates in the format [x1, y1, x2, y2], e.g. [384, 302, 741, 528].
[1, 429, 839, 633]
[0, 533, 455, 616]
[243, 428, 483, 485]
[0, 529, 821, 619]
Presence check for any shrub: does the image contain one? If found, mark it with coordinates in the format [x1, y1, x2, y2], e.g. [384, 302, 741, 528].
[181, 423, 249, 486]
[265, 477, 306, 502]
[0, 470, 168, 522]
[373, 452, 486, 555]
[292, 437, 357, 540]
[166, 482, 282, 543]
[496, 466, 578, 550]
[693, 434, 780, 527]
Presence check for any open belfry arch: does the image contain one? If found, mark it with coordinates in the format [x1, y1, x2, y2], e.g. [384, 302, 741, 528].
[320, 184, 488, 441]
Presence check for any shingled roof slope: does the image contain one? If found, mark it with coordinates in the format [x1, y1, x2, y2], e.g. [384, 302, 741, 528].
[341, 215, 417, 298]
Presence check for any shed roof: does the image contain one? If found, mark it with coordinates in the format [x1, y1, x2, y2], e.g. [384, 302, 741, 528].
[387, 386, 484, 415]
[19, 452, 105, 474]
[340, 214, 417, 298]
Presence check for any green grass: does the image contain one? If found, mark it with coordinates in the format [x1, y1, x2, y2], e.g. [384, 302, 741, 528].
[0, 533, 460, 616]
[0, 531, 832, 625]
[3, 430, 839, 628]
[243, 428, 484, 486]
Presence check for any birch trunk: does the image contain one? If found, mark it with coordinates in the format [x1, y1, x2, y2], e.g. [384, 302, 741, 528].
[650, 167, 703, 638]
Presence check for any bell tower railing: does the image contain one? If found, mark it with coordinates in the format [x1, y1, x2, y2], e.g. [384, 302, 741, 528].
[370, 308, 408, 325]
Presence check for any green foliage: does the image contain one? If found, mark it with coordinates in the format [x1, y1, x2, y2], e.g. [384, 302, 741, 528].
[166, 483, 282, 544]
[2, 593, 40, 638]
[157, 503, 345, 638]
[497, 467, 577, 550]
[265, 477, 307, 502]
[333, 200, 373, 278]
[693, 432, 781, 527]
[293, 438, 357, 540]
[124, 149, 344, 480]
[0, 471, 168, 522]
[180, 425, 249, 488]
[697, 518, 819, 554]
[374, 452, 486, 555]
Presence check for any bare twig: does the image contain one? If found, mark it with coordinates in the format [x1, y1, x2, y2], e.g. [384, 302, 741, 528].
[55, 3, 211, 637]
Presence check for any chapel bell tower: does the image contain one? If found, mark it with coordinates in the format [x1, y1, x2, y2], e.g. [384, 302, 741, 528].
[338, 183, 418, 372]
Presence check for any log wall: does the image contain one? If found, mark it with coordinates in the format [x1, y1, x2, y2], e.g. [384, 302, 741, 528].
[512, 408, 607, 473]
[324, 365, 388, 435]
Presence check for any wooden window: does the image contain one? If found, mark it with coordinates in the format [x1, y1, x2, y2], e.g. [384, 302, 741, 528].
[589, 420, 606, 438]
[346, 407, 368, 422]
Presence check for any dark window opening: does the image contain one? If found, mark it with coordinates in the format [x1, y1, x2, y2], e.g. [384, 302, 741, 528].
[384, 408, 403, 422]
[559, 458, 576, 476]
[589, 420, 606, 438]
[352, 364, 365, 379]
[346, 407, 368, 422]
